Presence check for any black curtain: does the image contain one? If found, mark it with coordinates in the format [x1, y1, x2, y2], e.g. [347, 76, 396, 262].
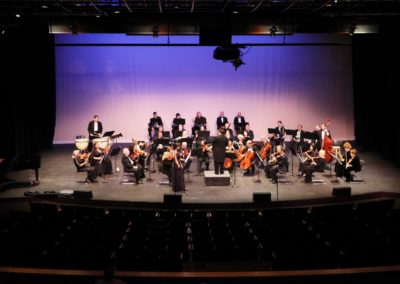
[0, 21, 55, 159]
[353, 30, 400, 166]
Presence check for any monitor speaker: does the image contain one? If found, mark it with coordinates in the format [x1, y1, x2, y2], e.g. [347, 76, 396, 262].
[332, 187, 351, 198]
[164, 194, 182, 206]
[73, 190, 93, 200]
[253, 193, 271, 205]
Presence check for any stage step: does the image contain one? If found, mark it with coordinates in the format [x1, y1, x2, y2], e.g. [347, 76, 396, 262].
[204, 171, 230, 186]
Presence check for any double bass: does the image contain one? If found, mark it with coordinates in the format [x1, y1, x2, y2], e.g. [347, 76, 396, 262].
[322, 133, 333, 163]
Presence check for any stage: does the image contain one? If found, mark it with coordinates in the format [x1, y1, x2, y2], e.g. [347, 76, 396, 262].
[1, 144, 400, 205]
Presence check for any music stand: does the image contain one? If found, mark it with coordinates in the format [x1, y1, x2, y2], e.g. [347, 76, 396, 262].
[191, 148, 202, 176]
[225, 152, 237, 187]
[162, 131, 171, 138]
[198, 131, 210, 139]
[102, 131, 115, 137]
[179, 138, 194, 148]
[109, 147, 121, 176]
[303, 131, 318, 142]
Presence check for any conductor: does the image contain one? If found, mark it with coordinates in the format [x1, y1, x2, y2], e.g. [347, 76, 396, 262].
[207, 128, 229, 175]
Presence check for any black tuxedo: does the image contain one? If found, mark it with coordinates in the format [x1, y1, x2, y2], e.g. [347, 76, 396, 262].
[233, 116, 246, 132]
[207, 134, 228, 174]
[148, 116, 163, 139]
[88, 120, 103, 138]
[216, 116, 228, 129]
[121, 155, 142, 183]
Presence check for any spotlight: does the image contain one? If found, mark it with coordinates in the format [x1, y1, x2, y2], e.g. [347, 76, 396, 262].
[152, 25, 159, 38]
[348, 24, 357, 36]
[269, 26, 277, 36]
[231, 57, 245, 71]
[15, 13, 21, 18]
[69, 24, 78, 36]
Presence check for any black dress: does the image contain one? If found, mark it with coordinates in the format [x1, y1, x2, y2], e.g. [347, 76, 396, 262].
[172, 150, 185, 192]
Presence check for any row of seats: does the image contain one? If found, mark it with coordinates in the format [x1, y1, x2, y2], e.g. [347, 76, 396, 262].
[0, 199, 398, 271]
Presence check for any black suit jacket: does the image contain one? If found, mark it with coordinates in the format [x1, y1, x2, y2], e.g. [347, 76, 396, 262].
[88, 120, 103, 136]
[207, 134, 228, 163]
[233, 116, 246, 130]
[121, 155, 137, 172]
[148, 117, 163, 128]
[216, 116, 228, 128]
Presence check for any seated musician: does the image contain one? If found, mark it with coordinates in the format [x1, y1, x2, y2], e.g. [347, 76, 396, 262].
[290, 124, 306, 154]
[72, 150, 94, 182]
[243, 123, 254, 142]
[216, 111, 228, 129]
[264, 145, 288, 183]
[334, 142, 352, 178]
[181, 142, 192, 171]
[130, 140, 148, 178]
[89, 142, 103, 182]
[240, 140, 255, 176]
[224, 122, 233, 139]
[160, 146, 174, 185]
[121, 148, 142, 184]
[233, 112, 246, 134]
[192, 111, 207, 136]
[198, 140, 211, 172]
[343, 148, 361, 182]
[224, 139, 235, 172]
[300, 149, 326, 183]
[172, 113, 185, 138]
[148, 112, 163, 141]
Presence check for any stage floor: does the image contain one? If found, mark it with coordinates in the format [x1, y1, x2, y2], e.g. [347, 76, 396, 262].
[1, 145, 400, 204]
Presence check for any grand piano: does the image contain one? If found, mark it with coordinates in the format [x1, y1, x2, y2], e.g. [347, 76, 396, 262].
[0, 155, 41, 191]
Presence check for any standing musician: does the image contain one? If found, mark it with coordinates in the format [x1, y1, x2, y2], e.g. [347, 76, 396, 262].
[334, 142, 352, 178]
[172, 143, 185, 192]
[171, 113, 186, 139]
[148, 112, 163, 141]
[233, 112, 246, 134]
[87, 115, 103, 152]
[315, 123, 332, 150]
[216, 111, 229, 129]
[181, 142, 192, 171]
[271, 120, 285, 148]
[290, 124, 306, 154]
[207, 128, 229, 175]
[264, 145, 288, 183]
[121, 148, 143, 184]
[192, 112, 207, 136]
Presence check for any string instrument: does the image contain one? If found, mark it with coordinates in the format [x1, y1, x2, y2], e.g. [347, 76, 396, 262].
[322, 135, 333, 163]
[268, 150, 285, 165]
[345, 156, 355, 169]
[240, 148, 254, 170]
[235, 145, 247, 162]
[224, 145, 235, 169]
[78, 152, 91, 162]
[303, 151, 319, 165]
[201, 144, 212, 153]
[260, 142, 272, 161]
[162, 147, 174, 161]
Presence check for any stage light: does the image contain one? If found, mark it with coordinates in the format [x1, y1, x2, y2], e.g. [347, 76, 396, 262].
[269, 26, 277, 36]
[41, 5, 48, 9]
[231, 58, 245, 71]
[152, 25, 159, 38]
[69, 24, 78, 36]
[213, 45, 246, 71]
[15, 13, 21, 18]
[1, 28, 5, 35]
[348, 24, 357, 36]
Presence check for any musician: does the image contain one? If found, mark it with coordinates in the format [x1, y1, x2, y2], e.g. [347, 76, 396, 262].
[89, 142, 104, 182]
[216, 111, 228, 129]
[243, 123, 254, 142]
[207, 128, 229, 175]
[130, 140, 147, 178]
[148, 112, 163, 140]
[264, 145, 288, 183]
[290, 124, 306, 154]
[224, 139, 235, 172]
[121, 148, 143, 184]
[298, 143, 317, 175]
[172, 143, 185, 192]
[172, 113, 186, 138]
[198, 140, 210, 172]
[181, 142, 192, 171]
[301, 150, 326, 183]
[192, 112, 207, 136]
[233, 112, 246, 134]
[315, 123, 332, 150]
[160, 146, 174, 185]
[224, 122, 233, 138]
[87, 115, 103, 152]
[334, 142, 352, 178]
[72, 150, 94, 182]
[343, 148, 361, 182]
[271, 120, 285, 148]
[240, 140, 255, 176]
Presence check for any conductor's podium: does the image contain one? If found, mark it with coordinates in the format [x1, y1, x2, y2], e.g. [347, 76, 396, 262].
[204, 171, 230, 186]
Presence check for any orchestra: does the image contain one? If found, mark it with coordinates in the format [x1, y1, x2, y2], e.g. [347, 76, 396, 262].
[74, 112, 361, 189]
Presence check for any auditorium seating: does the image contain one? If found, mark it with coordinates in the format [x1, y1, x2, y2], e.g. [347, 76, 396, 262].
[0, 199, 399, 272]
